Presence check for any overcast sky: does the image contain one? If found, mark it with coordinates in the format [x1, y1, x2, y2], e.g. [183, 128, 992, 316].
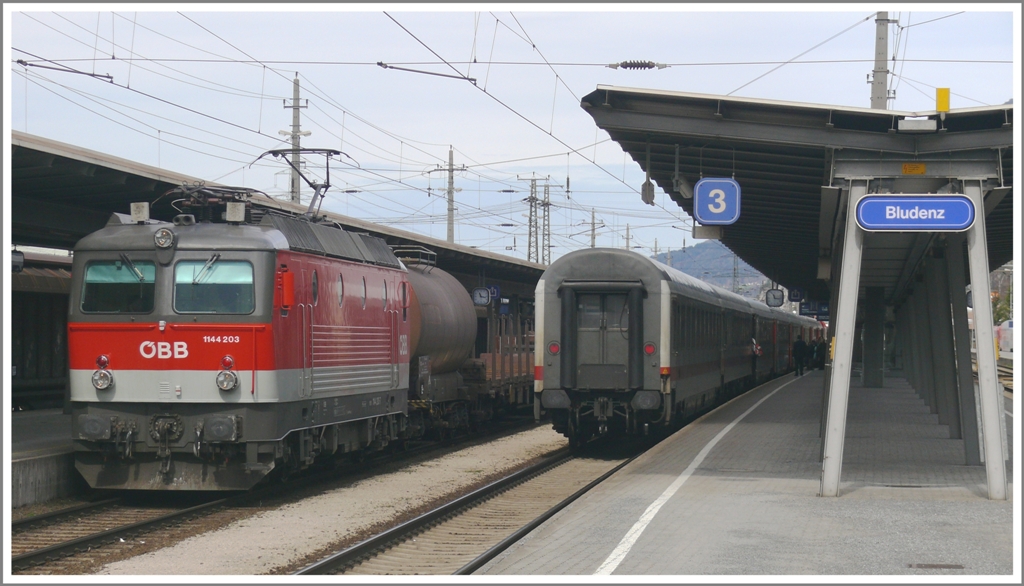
[5, 4, 1018, 263]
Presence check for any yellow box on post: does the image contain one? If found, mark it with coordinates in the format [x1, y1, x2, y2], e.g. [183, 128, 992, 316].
[936, 88, 950, 112]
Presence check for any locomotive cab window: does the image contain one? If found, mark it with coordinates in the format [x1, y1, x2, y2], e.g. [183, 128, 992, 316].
[174, 258, 254, 314]
[81, 257, 156, 313]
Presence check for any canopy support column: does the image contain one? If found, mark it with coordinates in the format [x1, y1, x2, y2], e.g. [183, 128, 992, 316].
[963, 180, 1007, 500]
[820, 180, 866, 497]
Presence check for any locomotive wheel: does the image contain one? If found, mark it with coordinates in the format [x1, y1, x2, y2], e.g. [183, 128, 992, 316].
[568, 432, 583, 450]
[566, 415, 590, 450]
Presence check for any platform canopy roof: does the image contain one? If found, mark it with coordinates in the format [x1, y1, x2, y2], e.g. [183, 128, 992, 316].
[582, 86, 1014, 303]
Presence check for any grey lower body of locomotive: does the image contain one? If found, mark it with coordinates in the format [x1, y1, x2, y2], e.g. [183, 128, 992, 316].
[72, 390, 408, 490]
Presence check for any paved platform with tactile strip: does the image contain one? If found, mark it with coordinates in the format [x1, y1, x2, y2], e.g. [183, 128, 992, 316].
[476, 370, 1015, 576]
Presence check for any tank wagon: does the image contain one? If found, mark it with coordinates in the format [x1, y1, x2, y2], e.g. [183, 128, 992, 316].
[68, 188, 534, 490]
[534, 248, 821, 447]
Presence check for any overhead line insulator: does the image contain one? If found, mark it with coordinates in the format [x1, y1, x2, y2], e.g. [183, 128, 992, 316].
[607, 61, 667, 70]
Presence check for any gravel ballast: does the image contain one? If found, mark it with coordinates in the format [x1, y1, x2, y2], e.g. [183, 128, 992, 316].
[97, 426, 567, 575]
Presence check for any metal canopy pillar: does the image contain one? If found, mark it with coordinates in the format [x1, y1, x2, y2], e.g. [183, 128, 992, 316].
[862, 287, 885, 387]
[820, 179, 866, 497]
[963, 179, 1007, 499]
[912, 281, 939, 414]
[924, 245, 961, 439]
[946, 232, 982, 465]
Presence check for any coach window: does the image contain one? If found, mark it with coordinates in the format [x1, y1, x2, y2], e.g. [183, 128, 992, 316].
[687, 306, 692, 347]
[312, 270, 319, 305]
[338, 274, 344, 306]
[696, 309, 701, 345]
[702, 310, 707, 345]
[174, 259, 254, 314]
[687, 306, 693, 347]
[81, 258, 156, 313]
[702, 310, 708, 345]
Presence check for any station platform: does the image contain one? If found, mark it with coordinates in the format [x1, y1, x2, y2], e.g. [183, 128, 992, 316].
[479, 370, 1016, 576]
[7, 408, 80, 509]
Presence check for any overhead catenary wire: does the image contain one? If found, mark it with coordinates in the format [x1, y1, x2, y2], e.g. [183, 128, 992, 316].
[38, 13, 286, 101]
[379, 11, 661, 246]
[19, 56, 1011, 66]
[890, 71, 992, 106]
[13, 68, 275, 167]
[12, 11, 1007, 262]
[727, 12, 875, 96]
[9, 14, 663, 254]
[15, 67, 274, 159]
[14, 17, 712, 254]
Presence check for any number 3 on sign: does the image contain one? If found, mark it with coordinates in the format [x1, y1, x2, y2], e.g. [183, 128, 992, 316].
[707, 189, 727, 213]
[693, 178, 741, 225]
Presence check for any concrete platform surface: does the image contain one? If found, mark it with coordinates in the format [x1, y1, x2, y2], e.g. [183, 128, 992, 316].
[9, 408, 73, 458]
[7, 408, 78, 508]
[478, 371, 1017, 577]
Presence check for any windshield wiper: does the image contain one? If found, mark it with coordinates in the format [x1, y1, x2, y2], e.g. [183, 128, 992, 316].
[193, 253, 221, 285]
[119, 253, 145, 282]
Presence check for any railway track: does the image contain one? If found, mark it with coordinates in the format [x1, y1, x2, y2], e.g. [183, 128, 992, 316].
[971, 360, 1013, 391]
[998, 364, 1013, 391]
[295, 443, 638, 576]
[10, 416, 540, 575]
[10, 495, 232, 573]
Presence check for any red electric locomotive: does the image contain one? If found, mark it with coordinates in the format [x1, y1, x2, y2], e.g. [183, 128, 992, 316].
[68, 187, 481, 490]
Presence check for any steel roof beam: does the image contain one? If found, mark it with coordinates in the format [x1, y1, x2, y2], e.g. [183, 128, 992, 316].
[586, 107, 1012, 156]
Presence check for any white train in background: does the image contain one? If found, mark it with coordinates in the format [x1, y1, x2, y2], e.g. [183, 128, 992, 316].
[966, 307, 1013, 355]
[996, 319, 1013, 353]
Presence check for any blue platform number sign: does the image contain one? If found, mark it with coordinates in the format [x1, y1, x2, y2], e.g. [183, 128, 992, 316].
[856, 195, 975, 232]
[694, 178, 741, 225]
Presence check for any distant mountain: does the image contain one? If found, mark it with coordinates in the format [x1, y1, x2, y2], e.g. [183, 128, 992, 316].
[652, 240, 767, 300]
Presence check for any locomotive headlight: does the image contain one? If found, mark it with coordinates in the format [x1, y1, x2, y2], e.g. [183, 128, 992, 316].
[154, 227, 175, 249]
[91, 369, 114, 390]
[216, 370, 239, 391]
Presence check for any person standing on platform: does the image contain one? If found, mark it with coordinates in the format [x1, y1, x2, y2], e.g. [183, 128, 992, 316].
[810, 338, 822, 370]
[793, 335, 808, 376]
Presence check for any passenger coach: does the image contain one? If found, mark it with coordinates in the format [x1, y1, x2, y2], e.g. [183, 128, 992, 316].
[534, 248, 820, 447]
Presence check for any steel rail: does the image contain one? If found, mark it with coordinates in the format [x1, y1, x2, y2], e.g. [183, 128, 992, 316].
[11, 497, 121, 531]
[11, 497, 232, 571]
[454, 452, 636, 575]
[293, 447, 573, 575]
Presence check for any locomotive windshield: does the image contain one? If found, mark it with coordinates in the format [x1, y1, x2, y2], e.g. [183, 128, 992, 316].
[81, 257, 156, 313]
[174, 258, 255, 314]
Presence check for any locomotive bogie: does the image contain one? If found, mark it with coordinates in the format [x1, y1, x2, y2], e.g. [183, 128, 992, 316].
[72, 390, 410, 490]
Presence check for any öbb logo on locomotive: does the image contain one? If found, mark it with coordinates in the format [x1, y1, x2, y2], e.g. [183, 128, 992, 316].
[138, 341, 189, 359]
